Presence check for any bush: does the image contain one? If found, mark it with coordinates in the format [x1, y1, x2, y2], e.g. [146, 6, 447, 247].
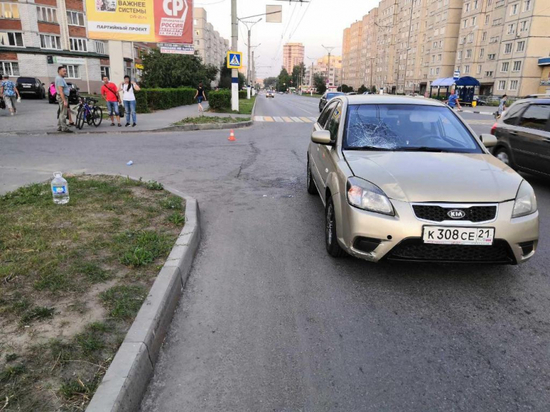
[134, 87, 196, 113]
[239, 90, 247, 99]
[208, 90, 231, 110]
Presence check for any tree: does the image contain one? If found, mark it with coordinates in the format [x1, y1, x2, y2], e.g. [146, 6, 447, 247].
[141, 49, 218, 88]
[313, 73, 327, 95]
[291, 63, 306, 88]
[340, 84, 354, 93]
[264, 77, 278, 89]
[219, 56, 245, 90]
[278, 68, 291, 92]
[371, 85, 377, 94]
[358, 84, 368, 94]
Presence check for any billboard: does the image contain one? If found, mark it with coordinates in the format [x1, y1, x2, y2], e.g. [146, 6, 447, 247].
[86, 0, 193, 44]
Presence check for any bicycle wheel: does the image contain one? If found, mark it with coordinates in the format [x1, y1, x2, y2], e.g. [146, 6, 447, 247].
[75, 108, 85, 130]
[91, 107, 103, 127]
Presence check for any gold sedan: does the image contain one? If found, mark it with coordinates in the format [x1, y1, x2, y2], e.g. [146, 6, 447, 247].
[306, 96, 539, 264]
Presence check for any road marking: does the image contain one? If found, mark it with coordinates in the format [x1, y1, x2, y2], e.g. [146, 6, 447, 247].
[300, 117, 313, 123]
[263, 116, 274, 122]
[291, 117, 303, 123]
[273, 117, 284, 122]
[254, 116, 264, 122]
[282, 117, 293, 122]
[308, 117, 317, 122]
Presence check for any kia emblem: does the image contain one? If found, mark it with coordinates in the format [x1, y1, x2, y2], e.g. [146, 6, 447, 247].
[448, 209, 466, 219]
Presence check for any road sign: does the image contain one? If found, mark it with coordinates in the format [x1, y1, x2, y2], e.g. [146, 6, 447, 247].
[453, 70, 460, 80]
[227, 51, 243, 69]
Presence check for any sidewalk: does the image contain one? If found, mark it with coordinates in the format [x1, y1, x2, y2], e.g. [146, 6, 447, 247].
[0, 99, 239, 134]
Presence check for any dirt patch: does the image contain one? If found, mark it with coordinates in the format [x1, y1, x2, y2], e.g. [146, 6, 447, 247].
[0, 175, 185, 411]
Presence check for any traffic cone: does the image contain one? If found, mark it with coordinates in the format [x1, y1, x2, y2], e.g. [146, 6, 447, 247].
[228, 129, 236, 142]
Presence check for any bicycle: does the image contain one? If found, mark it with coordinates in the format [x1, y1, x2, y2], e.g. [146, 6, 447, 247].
[75, 97, 103, 129]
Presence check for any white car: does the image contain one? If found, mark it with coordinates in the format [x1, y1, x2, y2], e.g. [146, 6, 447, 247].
[266, 90, 275, 98]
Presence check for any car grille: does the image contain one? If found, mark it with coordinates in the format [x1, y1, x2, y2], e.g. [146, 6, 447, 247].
[386, 239, 514, 263]
[413, 205, 497, 223]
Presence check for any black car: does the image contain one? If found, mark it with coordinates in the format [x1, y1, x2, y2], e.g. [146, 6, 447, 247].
[48, 82, 80, 105]
[16, 77, 45, 99]
[319, 91, 344, 112]
[491, 98, 550, 175]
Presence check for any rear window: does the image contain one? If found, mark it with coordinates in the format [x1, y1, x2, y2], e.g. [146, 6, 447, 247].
[518, 104, 550, 131]
[17, 77, 37, 83]
[503, 103, 527, 125]
[327, 93, 343, 100]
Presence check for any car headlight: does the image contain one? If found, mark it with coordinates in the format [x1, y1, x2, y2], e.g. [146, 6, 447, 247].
[347, 177, 394, 216]
[512, 181, 537, 218]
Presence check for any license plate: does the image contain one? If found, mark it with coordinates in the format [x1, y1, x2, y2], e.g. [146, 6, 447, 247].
[423, 226, 494, 246]
[22, 85, 31, 88]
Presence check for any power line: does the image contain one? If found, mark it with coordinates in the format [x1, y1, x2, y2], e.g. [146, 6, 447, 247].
[288, 0, 315, 40]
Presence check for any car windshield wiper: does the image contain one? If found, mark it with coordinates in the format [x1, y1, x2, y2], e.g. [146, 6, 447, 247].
[344, 146, 395, 151]
[394, 146, 453, 153]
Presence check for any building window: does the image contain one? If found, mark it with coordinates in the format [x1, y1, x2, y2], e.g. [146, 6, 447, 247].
[510, 4, 518, 15]
[520, 20, 528, 31]
[458, 51, 462, 60]
[463, 19, 467, 28]
[501, 62, 509, 72]
[504, 43, 512, 54]
[509, 80, 518, 90]
[66, 65, 80, 79]
[100, 66, 110, 79]
[465, 3, 470, 12]
[0, 3, 19, 19]
[0, 61, 19, 76]
[466, 49, 472, 58]
[479, 48, 485, 58]
[472, 17, 477, 26]
[0, 31, 24, 47]
[467, 33, 474, 43]
[40, 34, 61, 49]
[513, 61, 522, 71]
[464, 65, 470, 74]
[516, 41, 525, 52]
[474, 0, 478, 9]
[488, 53, 496, 60]
[477, 64, 482, 74]
[485, 15, 490, 25]
[485, 71, 494, 77]
[507, 23, 516, 34]
[497, 80, 506, 90]
[436, 67, 440, 75]
[36, 6, 57, 23]
[523, 0, 531, 11]
[69, 37, 87, 52]
[482, 32, 487, 41]
[66, 11, 85, 26]
[94, 40, 106, 54]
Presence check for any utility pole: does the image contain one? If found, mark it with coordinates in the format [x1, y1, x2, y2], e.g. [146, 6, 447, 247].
[240, 18, 261, 99]
[322, 45, 335, 90]
[231, 0, 238, 111]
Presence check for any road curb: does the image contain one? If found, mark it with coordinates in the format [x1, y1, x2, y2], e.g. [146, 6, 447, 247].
[86, 187, 201, 412]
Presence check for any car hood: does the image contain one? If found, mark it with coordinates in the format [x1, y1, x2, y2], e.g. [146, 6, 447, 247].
[343, 151, 522, 203]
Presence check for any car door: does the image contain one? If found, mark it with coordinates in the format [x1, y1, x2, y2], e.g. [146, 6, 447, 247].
[318, 101, 343, 191]
[311, 101, 337, 187]
[498, 102, 528, 158]
[513, 104, 550, 174]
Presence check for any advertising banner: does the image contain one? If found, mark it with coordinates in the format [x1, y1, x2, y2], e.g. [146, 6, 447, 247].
[86, 0, 193, 44]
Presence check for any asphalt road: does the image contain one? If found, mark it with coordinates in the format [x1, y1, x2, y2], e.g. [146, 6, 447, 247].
[1, 94, 549, 411]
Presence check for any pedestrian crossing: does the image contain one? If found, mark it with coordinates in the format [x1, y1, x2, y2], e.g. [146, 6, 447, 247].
[254, 116, 317, 123]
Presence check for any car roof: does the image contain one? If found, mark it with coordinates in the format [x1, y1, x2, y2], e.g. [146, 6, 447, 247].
[340, 95, 447, 107]
[512, 98, 550, 104]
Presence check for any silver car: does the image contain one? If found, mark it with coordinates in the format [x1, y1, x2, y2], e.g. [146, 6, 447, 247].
[307, 96, 539, 264]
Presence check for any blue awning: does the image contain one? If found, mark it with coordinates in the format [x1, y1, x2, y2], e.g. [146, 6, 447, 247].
[539, 57, 550, 66]
[455, 76, 480, 87]
[431, 77, 455, 87]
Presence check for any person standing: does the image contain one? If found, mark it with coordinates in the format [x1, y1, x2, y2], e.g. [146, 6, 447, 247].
[101, 76, 122, 127]
[119, 75, 140, 127]
[194, 82, 207, 114]
[1, 75, 21, 116]
[55, 66, 73, 132]
[446, 89, 462, 111]
[497, 94, 508, 118]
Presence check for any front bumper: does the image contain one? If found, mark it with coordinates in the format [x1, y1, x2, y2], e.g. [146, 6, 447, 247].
[338, 199, 539, 264]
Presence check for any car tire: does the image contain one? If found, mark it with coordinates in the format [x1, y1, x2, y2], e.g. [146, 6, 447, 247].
[307, 157, 317, 195]
[494, 146, 516, 169]
[326, 197, 346, 258]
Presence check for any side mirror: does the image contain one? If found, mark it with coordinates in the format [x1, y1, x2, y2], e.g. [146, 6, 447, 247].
[480, 133, 497, 148]
[311, 130, 332, 145]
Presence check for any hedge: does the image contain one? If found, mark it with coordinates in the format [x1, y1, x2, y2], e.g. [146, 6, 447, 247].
[208, 90, 231, 110]
[134, 87, 196, 113]
[239, 90, 247, 99]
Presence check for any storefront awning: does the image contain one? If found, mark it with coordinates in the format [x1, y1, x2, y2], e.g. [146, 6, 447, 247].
[431, 77, 455, 87]
[455, 76, 480, 87]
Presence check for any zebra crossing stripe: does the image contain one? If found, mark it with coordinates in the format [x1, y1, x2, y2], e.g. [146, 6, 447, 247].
[282, 117, 293, 122]
[273, 117, 284, 122]
[291, 117, 303, 123]
[300, 117, 312, 123]
[263, 116, 274, 122]
[254, 116, 264, 122]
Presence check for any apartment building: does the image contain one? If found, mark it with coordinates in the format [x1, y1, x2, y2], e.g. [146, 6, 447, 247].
[361, 8, 378, 91]
[342, 0, 550, 97]
[193, 8, 229, 68]
[342, 20, 363, 89]
[283, 43, 304, 74]
[305, 55, 342, 88]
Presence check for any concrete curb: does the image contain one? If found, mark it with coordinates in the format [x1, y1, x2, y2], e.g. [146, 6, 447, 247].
[86, 187, 201, 412]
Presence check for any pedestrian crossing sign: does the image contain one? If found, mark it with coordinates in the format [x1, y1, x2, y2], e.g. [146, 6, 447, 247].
[227, 51, 243, 69]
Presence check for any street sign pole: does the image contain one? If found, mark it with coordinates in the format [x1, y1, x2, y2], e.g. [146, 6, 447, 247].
[231, 0, 239, 112]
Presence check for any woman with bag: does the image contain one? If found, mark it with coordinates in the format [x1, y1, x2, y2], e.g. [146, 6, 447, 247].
[1, 75, 21, 116]
[120, 75, 140, 127]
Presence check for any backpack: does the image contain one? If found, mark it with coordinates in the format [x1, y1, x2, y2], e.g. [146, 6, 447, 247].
[49, 83, 57, 97]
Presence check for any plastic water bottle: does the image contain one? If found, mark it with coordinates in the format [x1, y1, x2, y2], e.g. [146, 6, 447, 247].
[51, 172, 69, 204]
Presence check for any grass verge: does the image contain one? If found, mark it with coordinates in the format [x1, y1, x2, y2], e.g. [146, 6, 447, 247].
[173, 116, 250, 125]
[210, 96, 256, 115]
[0, 175, 184, 411]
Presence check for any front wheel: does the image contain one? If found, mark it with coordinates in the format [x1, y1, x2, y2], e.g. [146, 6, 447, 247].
[91, 107, 103, 127]
[326, 197, 346, 258]
[494, 146, 516, 169]
[75, 109, 85, 130]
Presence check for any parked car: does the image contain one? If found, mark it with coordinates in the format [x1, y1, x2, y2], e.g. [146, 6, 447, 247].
[491, 97, 550, 176]
[473, 95, 488, 106]
[307, 95, 538, 264]
[319, 91, 345, 112]
[266, 90, 275, 98]
[346, 92, 358, 96]
[16, 77, 45, 99]
[48, 82, 80, 105]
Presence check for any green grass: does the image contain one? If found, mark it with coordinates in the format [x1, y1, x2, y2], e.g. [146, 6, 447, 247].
[210, 96, 256, 115]
[0, 175, 185, 411]
[174, 116, 250, 125]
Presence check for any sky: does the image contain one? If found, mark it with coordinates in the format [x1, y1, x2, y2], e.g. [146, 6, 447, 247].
[195, 0, 379, 78]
